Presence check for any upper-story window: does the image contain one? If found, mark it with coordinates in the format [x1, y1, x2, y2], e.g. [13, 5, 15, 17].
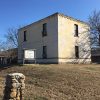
[74, 24, 79, 37]
[42, 23, 47, 37]
[24, 30, 27, 42]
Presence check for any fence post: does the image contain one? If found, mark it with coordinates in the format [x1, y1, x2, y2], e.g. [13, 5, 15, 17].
[3, 73, 25, 100]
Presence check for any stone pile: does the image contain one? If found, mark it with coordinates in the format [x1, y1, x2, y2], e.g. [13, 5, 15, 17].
[3, 73, 25, 100]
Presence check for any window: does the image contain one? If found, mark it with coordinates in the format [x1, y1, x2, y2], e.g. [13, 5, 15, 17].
[43, 46, 47, 59]
[99, 35, 100, 45]
[75, 46, 79, 58]
[42, 23, 47, 37]
[24, 31, 27, 41]
[74, 24, 79, 37]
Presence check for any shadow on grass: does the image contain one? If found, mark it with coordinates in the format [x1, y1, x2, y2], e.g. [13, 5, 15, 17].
[0, 64, 23, 72]
[85, 66, 100, 71]
[34, 96, 48, 100]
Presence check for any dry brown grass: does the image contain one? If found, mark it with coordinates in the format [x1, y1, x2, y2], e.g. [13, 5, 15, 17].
[0, 64, 100, 100]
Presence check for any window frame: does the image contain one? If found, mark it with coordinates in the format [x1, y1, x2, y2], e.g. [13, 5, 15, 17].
[24, 30, 27, 42]
[99, 35, 100, 45]
[75, 46, 79, 58]
[42, 46, 47, 59]
[42, 23, 47, 37]
[74, 24, 79, 37]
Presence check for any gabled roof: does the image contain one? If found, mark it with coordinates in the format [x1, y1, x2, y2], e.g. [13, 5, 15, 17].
[19, 12, 88, 30]
[57, 12, 88, 25]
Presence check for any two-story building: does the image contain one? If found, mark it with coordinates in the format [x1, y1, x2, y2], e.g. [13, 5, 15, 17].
[18, 13, 91, 64]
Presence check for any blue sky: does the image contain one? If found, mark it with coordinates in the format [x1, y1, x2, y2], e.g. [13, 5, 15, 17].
[0, 0, 100, 40]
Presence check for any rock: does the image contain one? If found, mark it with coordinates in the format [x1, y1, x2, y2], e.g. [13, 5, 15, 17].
[3, 73, 25, 100]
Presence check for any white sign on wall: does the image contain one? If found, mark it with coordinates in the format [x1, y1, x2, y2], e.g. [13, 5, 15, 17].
[24, 50, 35, 59]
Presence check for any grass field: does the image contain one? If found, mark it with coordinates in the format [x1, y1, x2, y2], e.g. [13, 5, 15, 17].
[0, 64, 100, 100]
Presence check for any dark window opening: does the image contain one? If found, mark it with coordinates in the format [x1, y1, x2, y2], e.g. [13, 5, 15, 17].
[24, 31, 27, 41]
[75, 46, 79, 58]
[99, 35, 100, 45]
[43, 46, 47, 59]
[42, 23, 47, 37]
[74, 24, 79, 37]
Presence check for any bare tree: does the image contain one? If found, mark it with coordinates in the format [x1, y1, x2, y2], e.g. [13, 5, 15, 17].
[0, 40, 12, 51]
[5, 27, 18, 48]
[0, 41, 7, 51]
[0, 41, 3, 51]
[88, 10, 100, 47]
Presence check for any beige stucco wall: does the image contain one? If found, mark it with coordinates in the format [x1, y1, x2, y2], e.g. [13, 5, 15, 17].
[18, 14, 58, 63]
[58, 14, 91, 63]
[18, 13, 91, 64]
